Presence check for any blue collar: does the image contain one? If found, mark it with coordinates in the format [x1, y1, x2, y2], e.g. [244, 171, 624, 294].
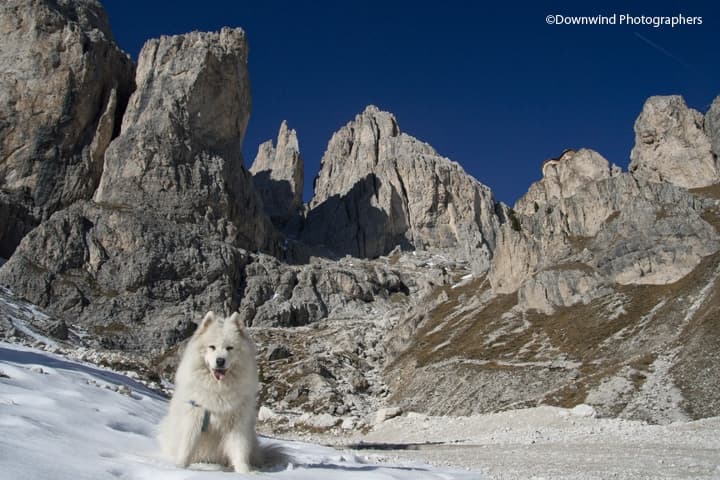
[188, 400, 211, 432]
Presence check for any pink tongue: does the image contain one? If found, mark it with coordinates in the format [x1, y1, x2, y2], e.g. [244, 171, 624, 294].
[213, 370, 226, 381]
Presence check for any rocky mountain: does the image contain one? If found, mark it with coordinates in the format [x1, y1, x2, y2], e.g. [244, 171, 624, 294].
[1, 0, 720, 431]
[0, 24, 278, 350]
[387, 109, 720, 424]
[0, 0, 134, 258]
[302, 106, 502, 274]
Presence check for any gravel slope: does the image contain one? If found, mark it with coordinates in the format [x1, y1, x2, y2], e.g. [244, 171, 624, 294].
[317, 406, 720, 479]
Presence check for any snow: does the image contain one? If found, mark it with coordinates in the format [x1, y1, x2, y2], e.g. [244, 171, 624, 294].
[0, 286, 60, 348]
[0, 342, 480, 480]
[451, 273, 474, 289]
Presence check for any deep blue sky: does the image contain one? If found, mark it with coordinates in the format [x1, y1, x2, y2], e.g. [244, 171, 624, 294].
[104, 1, 719, 205]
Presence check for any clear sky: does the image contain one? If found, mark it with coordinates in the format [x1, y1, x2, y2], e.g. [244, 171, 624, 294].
[104, 1, 719, 206]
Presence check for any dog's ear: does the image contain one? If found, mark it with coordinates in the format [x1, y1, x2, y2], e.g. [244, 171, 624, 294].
[195, 311, 216, 335]
[228, 311, 243, 329]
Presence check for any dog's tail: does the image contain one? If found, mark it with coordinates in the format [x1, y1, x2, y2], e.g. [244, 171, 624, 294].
[252, 436, 291, 471]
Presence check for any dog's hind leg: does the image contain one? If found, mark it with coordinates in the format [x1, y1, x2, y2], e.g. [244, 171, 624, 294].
[223, 428, 258, 473]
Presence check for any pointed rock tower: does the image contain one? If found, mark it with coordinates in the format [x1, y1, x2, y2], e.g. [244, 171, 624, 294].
[250, 121, 304, 228]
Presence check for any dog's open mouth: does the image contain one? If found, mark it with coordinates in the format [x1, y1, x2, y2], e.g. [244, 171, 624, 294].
[212, 368, 227, 381]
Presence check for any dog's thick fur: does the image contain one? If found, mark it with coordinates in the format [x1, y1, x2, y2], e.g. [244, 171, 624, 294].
[158, 311, 280, 472]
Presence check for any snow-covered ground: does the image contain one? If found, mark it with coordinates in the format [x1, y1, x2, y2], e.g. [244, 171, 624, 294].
[0, 342, 479, 480]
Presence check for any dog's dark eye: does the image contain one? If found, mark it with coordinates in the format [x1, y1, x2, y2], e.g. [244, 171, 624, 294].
[226, 346, 234, 351]
[208, 345, 216, 351]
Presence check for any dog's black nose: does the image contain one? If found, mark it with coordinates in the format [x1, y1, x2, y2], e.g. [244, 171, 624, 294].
[216, 357, 226, 368]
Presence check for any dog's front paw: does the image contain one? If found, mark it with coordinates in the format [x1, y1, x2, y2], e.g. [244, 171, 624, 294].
[232, 462, 250, 474]
[174, 455, 191, 469]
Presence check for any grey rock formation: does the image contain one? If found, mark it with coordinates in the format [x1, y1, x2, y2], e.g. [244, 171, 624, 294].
[94, 28, 274, 251]
[303, 106, 500, 273]
[0, 0, 134, 257]
[517, 267, 612, 315]
[237, 254, 408, 328]
[266, 344, 292, 361]
[0, 28, 279, 350]
[590, 198, 718, 285]
[705, 95, 720, 157]
[629, 95, 718, 188]
[250, 121, 304, 228]
[0, 201, 251, 350]
[491, 142, 718, 295]
[515, 149, 620, 216]
[387, 180, 720, 424]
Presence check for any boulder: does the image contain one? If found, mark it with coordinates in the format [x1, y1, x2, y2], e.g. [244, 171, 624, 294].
[373, 406, 403, 425]
[266, 343, 292, 361]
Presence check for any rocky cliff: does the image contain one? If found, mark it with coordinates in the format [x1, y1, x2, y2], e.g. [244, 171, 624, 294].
[94, 28, 273, 250]
[1, 0, 720, 430]
[0, 0, 134, 258]
[0, 26, 278, 350]
[302, 106, 502, 273]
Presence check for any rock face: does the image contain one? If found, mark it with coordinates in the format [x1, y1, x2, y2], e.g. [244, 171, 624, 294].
[491, 172, 717, 295]
[237, 254, 409, 328]
[302, 106, 501, 272]
[0, 201, 250, 349]
[705, 95, 720, 157]
[515, 149, 620, 216]
[629, 95, 718, 188]
[249, 121, 304, 228]
[0, 0, 135, 257]
[517, 267, 612, 315]
[94, 28, 274, 251]
[490, 138, 719, 296]
[0, 28, 277, 350]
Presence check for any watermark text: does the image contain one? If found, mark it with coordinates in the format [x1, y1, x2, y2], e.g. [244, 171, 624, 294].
[545, 14, 702, 28]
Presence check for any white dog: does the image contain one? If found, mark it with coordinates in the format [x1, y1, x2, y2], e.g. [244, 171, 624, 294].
[158, 311, 281, 472]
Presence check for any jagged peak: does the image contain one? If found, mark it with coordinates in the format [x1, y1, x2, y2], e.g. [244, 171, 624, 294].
[276, 120, 299, 153]
[352, 105, 400, 138]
